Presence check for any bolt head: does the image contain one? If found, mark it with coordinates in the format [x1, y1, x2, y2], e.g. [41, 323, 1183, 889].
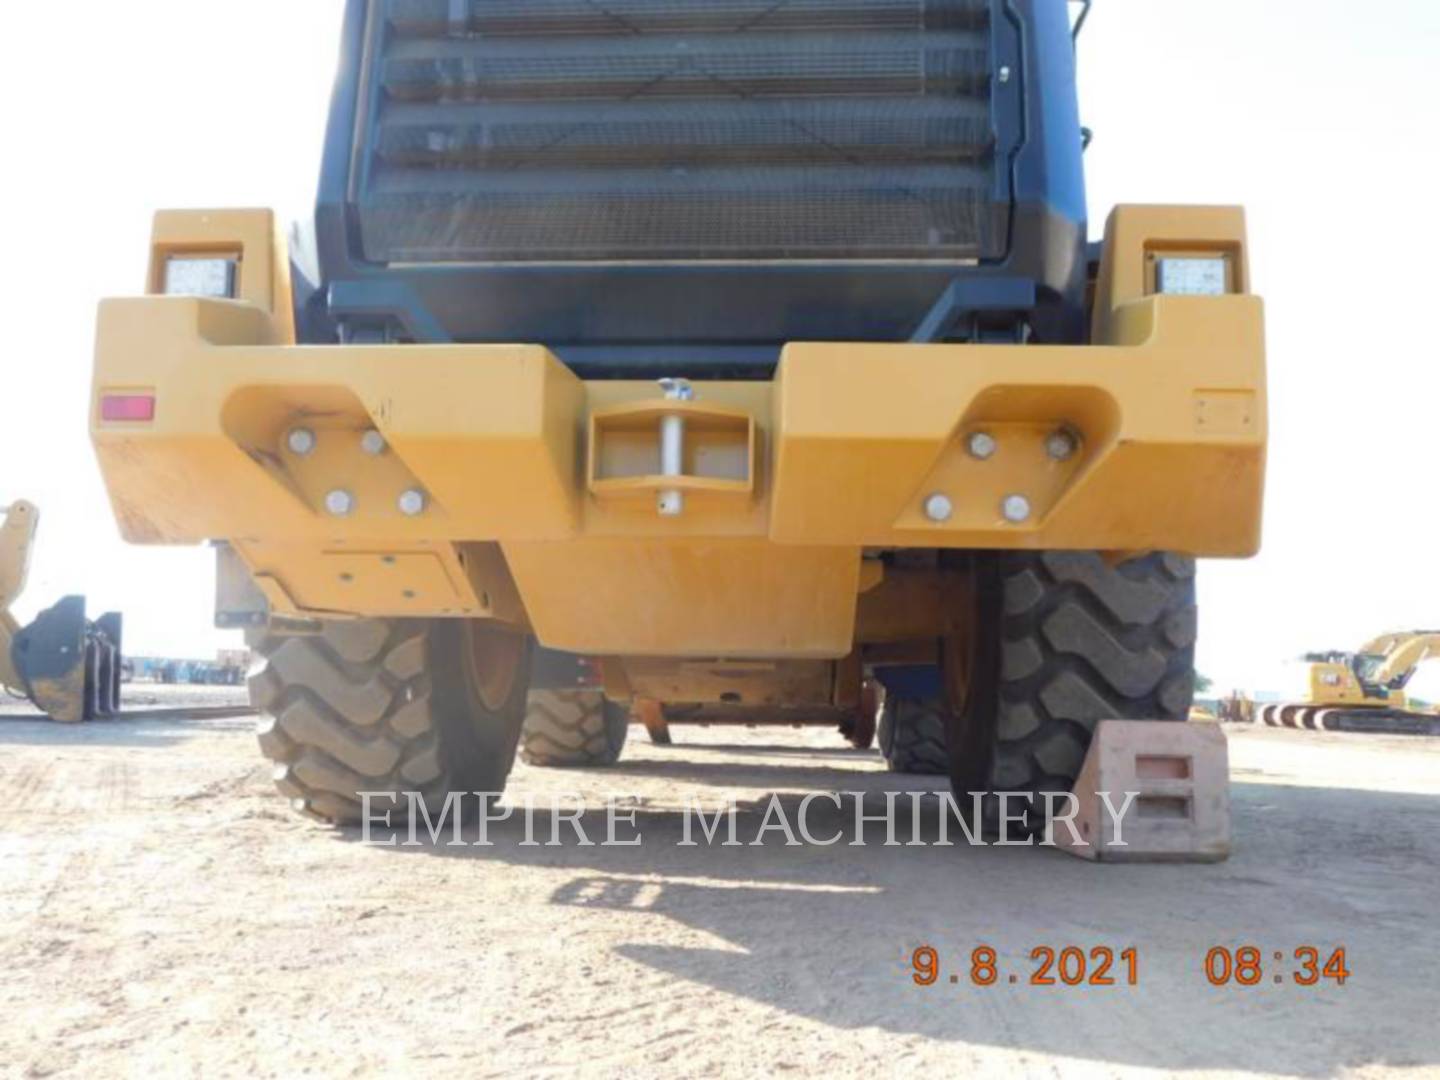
[361, 430, 388, 456]
[1001, 494, 1032, 524]
[999, 65, 1013, 84]
[324, 489, 355, 517]
[658, 378, 695, 403]
[966, 431, 998, 460]
[1045, 429, 1080, 462]
[397, 489, 427, 517]
[924, 493, 954, 523]
[286, 428, 316, 456]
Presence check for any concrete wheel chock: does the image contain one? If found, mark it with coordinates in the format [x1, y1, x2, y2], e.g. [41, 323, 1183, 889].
[1051, 720, 1231, 864]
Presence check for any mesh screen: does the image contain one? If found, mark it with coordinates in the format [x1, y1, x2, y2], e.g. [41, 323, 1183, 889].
[358, 0, 999, 263]
[389, 0, 992, 36]
[383, 34, 990, 102]
[377, 99, 993, 167]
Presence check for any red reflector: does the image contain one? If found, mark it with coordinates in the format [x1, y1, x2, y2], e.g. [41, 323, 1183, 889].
[100, 394, 156, 422]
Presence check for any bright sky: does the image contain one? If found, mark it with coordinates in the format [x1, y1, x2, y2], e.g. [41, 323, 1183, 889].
[1, 1, 1437, 698]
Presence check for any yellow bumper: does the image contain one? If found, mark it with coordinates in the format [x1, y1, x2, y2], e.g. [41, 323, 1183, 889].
[89, 206, 1266, 656]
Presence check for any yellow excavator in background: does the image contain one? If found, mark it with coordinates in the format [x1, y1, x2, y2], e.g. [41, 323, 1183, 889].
[1254, 631, 1440, 734]
[1, 501, 124, 722]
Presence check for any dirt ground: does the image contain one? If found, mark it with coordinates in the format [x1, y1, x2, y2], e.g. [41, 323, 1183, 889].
[2, 697, 1438, 1079]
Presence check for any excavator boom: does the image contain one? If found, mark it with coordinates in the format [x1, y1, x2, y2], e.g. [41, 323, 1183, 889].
[1359, 632, 1440, 690]
[1253, 629, 1440, 735]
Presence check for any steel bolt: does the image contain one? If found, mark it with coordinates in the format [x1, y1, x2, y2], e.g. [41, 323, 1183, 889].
[286, 428, 317, 456]
[1001, 494, 1032, 524]
[998, 65, 1012, 84]
[924, 493, 954, 523]
[324, 489, 355, 517]
[361, 430, 388, 456]
[1045, 428, 1080, 462]
[398, 489, 428, 517]
[967, 431, 998, 460]
[658, 377, 695, 403]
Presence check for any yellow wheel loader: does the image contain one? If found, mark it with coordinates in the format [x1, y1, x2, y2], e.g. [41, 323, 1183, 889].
[1, 502, 124, 723]
[1256, 633, 1440, 735]
[88, 1, 1266, 832]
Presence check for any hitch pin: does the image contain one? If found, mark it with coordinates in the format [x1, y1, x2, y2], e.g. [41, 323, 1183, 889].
[657, 378, 694, 517]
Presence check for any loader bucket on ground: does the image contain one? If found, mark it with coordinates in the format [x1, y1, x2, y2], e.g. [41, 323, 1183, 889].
[10, 596, 124, 723]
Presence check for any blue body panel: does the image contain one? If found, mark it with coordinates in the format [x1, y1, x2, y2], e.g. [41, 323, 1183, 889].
[874, 665, 945, 701]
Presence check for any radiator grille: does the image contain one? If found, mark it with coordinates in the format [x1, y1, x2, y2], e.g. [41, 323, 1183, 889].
[357, 0, 1000, 262]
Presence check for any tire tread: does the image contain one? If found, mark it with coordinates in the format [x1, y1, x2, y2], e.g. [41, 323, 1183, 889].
[878, 696, 949, 775]
[519, 690, 628, 767]
[247, 620, 526, 825]
[990, 552, 1197, 795]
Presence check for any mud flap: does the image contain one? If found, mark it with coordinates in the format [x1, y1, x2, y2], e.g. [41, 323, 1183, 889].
[10, 596, 124, 723]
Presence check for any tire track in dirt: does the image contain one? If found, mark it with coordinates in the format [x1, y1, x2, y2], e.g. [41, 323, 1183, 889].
[0, 760, 138, 816]
[2, 762, 55, 812]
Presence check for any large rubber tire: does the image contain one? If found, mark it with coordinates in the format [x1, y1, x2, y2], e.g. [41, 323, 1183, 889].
[878, 696, 948, 774]
[948, 552, 1197, 833]
[519, 690, 629, 767]
[249, 619, 531, 825]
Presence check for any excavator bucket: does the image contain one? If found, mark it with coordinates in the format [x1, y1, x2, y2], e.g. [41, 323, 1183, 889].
[1, 502, 125, 723]
[9, 597, 124, 723]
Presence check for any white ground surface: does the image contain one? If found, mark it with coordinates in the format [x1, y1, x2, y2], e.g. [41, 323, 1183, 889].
[1, 713, 1437, 1079]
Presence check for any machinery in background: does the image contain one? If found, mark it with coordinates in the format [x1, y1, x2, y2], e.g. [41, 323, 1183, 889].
[1253, 631, 1440, 735]
[127, 650, 250, 687]
[1217, 693, 1256, 724]
[1, 501, 124, 722]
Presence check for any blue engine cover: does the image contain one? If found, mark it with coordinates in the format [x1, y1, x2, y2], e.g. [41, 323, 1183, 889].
[304, 0, 1089, 364]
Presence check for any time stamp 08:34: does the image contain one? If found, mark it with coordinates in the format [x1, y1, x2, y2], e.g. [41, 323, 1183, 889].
[908, 946, 1352, 989]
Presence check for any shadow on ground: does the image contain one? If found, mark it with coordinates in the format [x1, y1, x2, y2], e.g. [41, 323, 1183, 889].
[0, 715, 251, 748]
[338, 745, 1440, 1078]
[669, 741, 883, 761]
[599, 753, 919, 791]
